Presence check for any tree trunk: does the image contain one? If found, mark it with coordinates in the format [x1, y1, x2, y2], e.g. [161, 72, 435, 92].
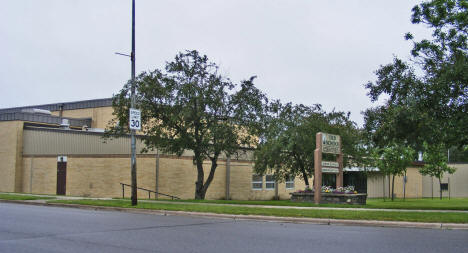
[195, 187, 206, 200]
[388, 175, 391, 199]
[194, 154, 219, 200]
[194, 154, 205, 200]
[439, 178, 442, 200]
[301, 168, 310, 188]
[403, 171, 406, 201]
[391, 174, 395, 201]
[382, 174, 386, 202]
[201, 158, 218, 198]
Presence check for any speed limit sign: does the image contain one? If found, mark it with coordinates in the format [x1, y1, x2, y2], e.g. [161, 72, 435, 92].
[129, 108, 141, 130]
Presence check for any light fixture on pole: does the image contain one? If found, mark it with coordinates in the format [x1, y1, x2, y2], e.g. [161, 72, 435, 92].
[129, 0, 138, 206]
[116, 0, 138, 206]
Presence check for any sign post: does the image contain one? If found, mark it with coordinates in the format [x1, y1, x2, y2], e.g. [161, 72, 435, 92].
[130, 0, 137, 206]
[314, 132, 343, 204]
[314, 133, 323, 204]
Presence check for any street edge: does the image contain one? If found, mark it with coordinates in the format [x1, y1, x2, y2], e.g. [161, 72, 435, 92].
[1, 199, 467, 230]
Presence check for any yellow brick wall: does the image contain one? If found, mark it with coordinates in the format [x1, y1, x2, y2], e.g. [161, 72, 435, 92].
[157, 157, 197, 199]
[67, 157, 156, 198]
[21, 155, 306, 200]
[229, 162, 254, 199]
[229, 161, 306, 200]
[157, 157, 227, 200]
[21, 157, 32, 193]
[0, 121, 24, 192]
[25, 157, 57, 194]
[51, 106, 115, 129]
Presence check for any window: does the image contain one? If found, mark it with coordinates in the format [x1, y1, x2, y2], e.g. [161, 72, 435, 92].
[265, 175, 275, 190]
[440, 183, 449, 191]
[286, 175, 294, 190]
[252, 175, 263, 190]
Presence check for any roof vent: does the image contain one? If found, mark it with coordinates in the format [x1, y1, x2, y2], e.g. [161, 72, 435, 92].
[86, 128, 105, 133]
[60, 119, 70, 129]
[21, 108, 52, 115]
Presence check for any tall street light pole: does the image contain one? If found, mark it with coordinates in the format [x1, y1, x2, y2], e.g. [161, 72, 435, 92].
[130, 0, 137, 206]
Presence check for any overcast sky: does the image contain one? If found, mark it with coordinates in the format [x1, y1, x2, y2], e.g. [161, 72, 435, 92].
[0, 0, 431, 126]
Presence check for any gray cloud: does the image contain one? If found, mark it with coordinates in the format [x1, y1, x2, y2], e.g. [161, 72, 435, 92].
[0, 0, 430, 126]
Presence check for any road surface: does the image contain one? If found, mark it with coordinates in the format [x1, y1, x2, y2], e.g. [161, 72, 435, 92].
[0, 203, 466, 253]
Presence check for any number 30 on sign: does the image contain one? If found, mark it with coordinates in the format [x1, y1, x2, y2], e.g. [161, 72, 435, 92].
[129, 108, 141, 130]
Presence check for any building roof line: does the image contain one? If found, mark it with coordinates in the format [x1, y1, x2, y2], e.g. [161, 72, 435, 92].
[0, 98, 113, 113]
[0, 112, 92, 127]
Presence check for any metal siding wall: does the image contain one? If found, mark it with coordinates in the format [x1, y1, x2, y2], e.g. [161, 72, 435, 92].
[23, 129, 139, 155]
[422, 174, 434, 197]
[23, 129, 255, 159]
[446, 164, 468, 197]
[367, 173, 386, 198]
[422, 164, 468, 198]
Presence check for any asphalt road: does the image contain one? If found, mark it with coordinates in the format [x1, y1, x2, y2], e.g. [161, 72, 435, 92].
[0, 203, 467, 253]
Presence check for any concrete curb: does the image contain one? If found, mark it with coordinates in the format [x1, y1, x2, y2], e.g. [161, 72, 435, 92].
[2, 199, 467, 230]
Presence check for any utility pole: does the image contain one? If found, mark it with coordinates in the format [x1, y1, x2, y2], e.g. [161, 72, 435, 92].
[130, 0, 137, 206]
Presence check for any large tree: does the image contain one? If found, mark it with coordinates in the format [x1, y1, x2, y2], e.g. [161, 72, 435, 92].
[110, 50, 266, 199]
[364, 0, 468, 148]
[253, 102, 362, 187]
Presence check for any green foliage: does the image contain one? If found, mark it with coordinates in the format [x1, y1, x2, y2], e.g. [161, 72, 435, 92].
[364, 0, 468, 148]
[253, 102, 361, 186]
[374, 144, 415, 177]
[373, 143, 415, 200]
[421, 143, 456, 178]
[363, 98, 434, 149]
[420, 142, 457, 199]
[448, 146, 468, 162]
[109, 50, 267, 199]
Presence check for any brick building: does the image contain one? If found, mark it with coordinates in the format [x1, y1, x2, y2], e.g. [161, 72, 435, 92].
[1, 98, 467, 199]
[0, 98, 305, 200]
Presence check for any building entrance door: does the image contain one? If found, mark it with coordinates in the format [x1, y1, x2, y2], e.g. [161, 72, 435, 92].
[56, 161, 67, 195]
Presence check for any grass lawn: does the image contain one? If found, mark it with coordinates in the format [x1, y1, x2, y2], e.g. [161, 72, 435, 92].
[50, 199, 468, 224]
[0, 193, 54, 201]
[132, 197, 468, 211]
[366, 198, 468, 210]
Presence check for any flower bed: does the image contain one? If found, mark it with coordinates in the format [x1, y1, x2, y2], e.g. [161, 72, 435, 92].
[290, 186, 367, 205]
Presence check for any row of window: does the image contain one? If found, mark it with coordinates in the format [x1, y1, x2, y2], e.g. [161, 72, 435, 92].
[252, 175, 294, 190]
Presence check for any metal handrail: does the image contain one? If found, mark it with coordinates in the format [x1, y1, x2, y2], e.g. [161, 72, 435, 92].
[120, 183, 180, 200]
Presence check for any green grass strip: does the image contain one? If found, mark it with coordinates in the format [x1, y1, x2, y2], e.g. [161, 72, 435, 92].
[117, 197, 468, 211]
[0, 193, 54, 200]
[50, 199, 468, 224]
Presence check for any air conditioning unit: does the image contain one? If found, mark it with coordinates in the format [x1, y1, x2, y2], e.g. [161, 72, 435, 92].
[60, 119, 70, 129]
